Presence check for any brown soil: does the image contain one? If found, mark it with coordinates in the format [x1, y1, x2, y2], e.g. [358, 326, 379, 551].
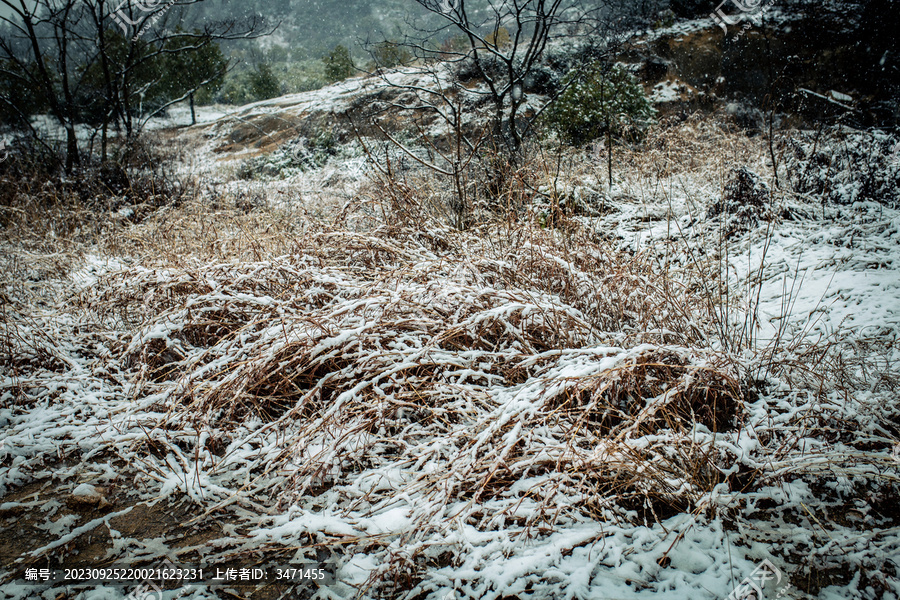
[0, 471, 319, 599]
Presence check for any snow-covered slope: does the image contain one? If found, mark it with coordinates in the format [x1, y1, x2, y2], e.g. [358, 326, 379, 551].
[1, 77, 898, 600]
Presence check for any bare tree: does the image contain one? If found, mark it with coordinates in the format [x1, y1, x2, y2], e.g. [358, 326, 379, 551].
[0, 0, 83, 170]
[0, 0, 269, 171]
[350, 68, 487, 229]
[356, 0, 628, 228]
[396, 0, 611, 154]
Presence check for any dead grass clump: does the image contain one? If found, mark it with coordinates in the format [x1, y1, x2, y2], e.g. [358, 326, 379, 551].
[0, 147, 189, 234]
[126, 336, 188, 383]
[67, 204, 748, 543]
[580, 437, 735, 523]
[461, 227, 711, 345]
[207, 343, 353, 423]
[550, 350, 742, 436]
[411, 346, 745, 521]
[707, 167, 775, 237]
[152, 268, 596, 425]
[0, 319, 68, 377]
[618, 112, 764, 178]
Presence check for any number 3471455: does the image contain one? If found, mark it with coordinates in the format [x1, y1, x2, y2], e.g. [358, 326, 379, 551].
[275, 568, 326, 580]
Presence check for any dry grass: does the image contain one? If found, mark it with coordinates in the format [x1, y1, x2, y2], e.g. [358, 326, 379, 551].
[56, 179, 754, 595]
[1, 115, 898, 598]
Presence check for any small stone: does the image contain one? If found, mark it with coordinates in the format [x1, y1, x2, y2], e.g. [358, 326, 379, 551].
[66, 484, 110, 510]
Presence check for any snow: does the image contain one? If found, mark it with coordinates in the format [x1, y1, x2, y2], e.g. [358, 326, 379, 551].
[644, 7, 801, 44]
[71, 483, 99, 498]
[35, 513, 79, 537]
[143, 103, 233, 130]
[650, 79, 694, 104]
[2, 53, 899, 600]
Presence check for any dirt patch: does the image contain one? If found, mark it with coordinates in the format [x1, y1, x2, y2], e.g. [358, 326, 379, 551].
[1, 478, 118, 578]
[0, 474, 328, 598]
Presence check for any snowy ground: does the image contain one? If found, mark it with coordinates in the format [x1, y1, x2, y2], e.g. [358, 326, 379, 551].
[1, 97, 899, 600]
[28, 103, 235, 145]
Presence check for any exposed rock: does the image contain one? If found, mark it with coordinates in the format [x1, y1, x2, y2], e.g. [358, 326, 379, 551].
[66, 483, 110, 511]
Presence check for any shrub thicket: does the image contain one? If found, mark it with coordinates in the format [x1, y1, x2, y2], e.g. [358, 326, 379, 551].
[324, 44, 355, 82]
[783, 128, 900, 208]
[372, 41, 412, 69]
[217, 62, 284, 105]
[544, 63, 655, 146]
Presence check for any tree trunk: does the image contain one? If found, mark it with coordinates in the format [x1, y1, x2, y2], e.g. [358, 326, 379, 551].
[607, 123, 612, 191]
[65, 124, 80, 173]
[101, 118, 108, 163]
[190, 92, 196, 125]
[493, 101, 504, 148]
[602, 75, 612, 190]
[508, 94, 522, 154]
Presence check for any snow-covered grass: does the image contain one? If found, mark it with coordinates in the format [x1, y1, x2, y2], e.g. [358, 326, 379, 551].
[1, 112, 899, 600]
